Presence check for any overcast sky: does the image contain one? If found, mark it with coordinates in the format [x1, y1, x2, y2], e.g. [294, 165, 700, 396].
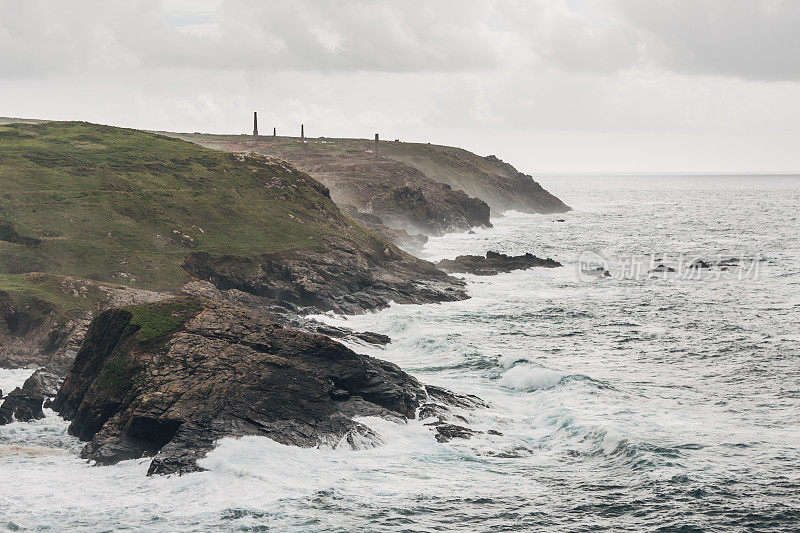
[2, 0, 799, 173]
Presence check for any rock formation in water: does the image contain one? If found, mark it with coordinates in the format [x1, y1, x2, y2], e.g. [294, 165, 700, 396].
[436, 251, 562, 276]
[0, 388, 44, 424]
[51, 300, 424, 474]
[51, 298, 493, 474]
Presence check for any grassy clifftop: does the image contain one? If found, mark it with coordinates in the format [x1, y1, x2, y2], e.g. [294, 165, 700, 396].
[0, 121, 379, 293]
[174, 132, 570, 215]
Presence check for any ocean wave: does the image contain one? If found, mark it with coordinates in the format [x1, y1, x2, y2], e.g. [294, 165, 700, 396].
[499, 365, 565, 391]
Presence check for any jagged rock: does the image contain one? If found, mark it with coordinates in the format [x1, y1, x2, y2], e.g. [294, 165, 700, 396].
[417, 385, 491, 442]
[425, 385, 490, 410]
[0, 388, 44, 425]
[311, 324, 390, 346]
[431, 423, 480, 443]
[436, 251, 561, 276]
[52, 300, 428, 475]
[183, 237, 467, 315]
[353, 331, 391, 345]
[649, 264, 677, 274]
[688, 260, 713, 269]
[22, 369, 63, 398]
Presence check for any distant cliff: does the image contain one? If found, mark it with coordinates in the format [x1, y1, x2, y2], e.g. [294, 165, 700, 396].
[173, 133, 570, 241]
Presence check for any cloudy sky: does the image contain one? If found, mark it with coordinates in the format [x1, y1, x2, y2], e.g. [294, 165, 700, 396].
[2, 0, 799, 173]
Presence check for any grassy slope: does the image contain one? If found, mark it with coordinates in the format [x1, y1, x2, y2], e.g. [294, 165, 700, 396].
[0, 121, 380, 308]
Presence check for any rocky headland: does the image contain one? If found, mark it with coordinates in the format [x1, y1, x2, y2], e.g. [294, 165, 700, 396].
[51, 299, 490, 475]
[0, 119, 567, 474]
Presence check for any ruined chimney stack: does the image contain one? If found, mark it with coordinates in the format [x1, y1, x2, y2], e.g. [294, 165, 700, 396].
[253, 112, 258, 140]
[374, 133, 380, 159]
[301, 124, 305, 141]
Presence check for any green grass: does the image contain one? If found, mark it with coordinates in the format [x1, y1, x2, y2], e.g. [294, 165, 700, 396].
[93, 348, 141, 395]
[0, 121, 381, 293]
[122, 297, 202, 341]
[0, 272, 110, 317]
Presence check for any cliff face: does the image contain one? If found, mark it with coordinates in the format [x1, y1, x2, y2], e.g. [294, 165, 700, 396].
[52, 299, 428, 475]
[0, 275, 169, 373]
[182, 235, 465, 315]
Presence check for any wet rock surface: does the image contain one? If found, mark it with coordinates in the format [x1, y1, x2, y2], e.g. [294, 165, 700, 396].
[22, 369, 63, 398]
[649, 264, 677, 274]
[437, 251, 562, 276]
[419, 385, 496, 443]
[0, 388, 44, 425]
[182, 236, 468, 315]
[52, 300, 430, 475]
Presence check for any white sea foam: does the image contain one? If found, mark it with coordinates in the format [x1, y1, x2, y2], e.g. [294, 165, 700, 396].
[2, 175, 800, 531]
[0, 367, 35, 395]
[499, 364, 565, 391]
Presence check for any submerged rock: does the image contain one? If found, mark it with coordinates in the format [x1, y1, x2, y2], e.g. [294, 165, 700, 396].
[688, 259, 713, 269]
[431, 423, 480, 443]
[436, 251, 561, 276]
[52, 299, 428, 475]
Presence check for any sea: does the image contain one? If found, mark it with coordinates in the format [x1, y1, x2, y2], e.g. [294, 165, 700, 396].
[1, 174, 799, 532]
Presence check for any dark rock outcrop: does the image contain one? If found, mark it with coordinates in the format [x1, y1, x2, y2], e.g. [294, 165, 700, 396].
[649, 264, 677, 274]
[0, 388, 44, 424]
[22, 369, 63, 397]
[432, 423, 480, 443]
[419, 385, 496, 443]
[0, 279, 170, 374]
[436, 251, 562, 276]
[52, 300, 429, 475]
[182, 236, 467, 315]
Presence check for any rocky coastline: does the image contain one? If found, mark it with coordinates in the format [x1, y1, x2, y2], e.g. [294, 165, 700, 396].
[0, 120, 568, 475]
[50, 299, 492, 475]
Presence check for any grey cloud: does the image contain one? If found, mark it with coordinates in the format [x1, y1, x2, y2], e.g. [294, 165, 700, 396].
[0, 0, 649, 79]
[612, 0, 800, 81]
[0, 0, 508, 77]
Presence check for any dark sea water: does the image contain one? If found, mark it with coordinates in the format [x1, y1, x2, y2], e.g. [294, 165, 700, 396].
[2, 174, 799, 532]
